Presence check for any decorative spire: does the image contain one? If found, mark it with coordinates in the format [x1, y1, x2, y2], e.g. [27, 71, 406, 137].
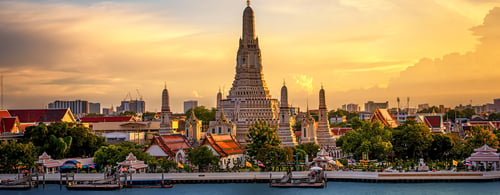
[247, 0, 250, 6]
[283, 79, 286, 86]
[164, 81, 167, 89]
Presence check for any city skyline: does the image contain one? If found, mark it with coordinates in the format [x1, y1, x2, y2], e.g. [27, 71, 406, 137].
[1, 0, 500, 113]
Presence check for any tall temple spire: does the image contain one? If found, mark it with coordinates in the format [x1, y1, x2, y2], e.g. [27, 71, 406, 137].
[159, 85, 173, 135]
[278, 81, 297, 146]
[242, 1, 255, 41]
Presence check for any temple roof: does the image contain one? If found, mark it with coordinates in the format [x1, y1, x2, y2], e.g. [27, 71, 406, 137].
[202, 133, 245, 157]
[80, 116, 134, 123]
[370, 108, 398, 128]
[148, 134, 192, 157]
[8, 108, 75, 123]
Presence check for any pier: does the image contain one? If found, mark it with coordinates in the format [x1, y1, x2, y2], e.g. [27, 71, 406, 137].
[2, 171, 500, 186]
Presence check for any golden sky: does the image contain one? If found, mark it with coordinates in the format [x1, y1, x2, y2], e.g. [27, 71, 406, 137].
[1, 0, 499, 112]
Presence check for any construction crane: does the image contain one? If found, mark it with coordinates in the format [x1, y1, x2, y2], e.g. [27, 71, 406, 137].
[136, 89, 143, 101]
[123, 92, 132, 101]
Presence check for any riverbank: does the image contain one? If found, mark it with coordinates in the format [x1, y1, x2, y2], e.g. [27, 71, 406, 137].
[1, 171, 500, 184]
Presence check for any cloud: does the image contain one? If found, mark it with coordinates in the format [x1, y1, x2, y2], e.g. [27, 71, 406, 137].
[293, 74, 314, 94]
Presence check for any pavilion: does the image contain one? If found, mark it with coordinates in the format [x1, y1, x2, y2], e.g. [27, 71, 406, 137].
[466, 144, 500, 171]
[117, 152, 147, 173]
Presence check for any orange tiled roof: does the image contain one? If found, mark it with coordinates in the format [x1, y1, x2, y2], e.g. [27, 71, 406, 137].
[147, 134, 192, 157]
[202, 134, 245, 157]
[0, 110, 11, 118]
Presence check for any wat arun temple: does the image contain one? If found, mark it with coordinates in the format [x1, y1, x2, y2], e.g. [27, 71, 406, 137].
[160, 1, 336, 147]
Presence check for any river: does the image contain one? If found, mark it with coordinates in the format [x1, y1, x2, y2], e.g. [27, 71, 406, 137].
[2, 182, 500, 195]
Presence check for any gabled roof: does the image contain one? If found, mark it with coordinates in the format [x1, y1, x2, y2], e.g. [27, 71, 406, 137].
[8, 108, 75, 123]
[202, 133, 245, 157]
[0, 117, 20, 133]
[423, 115, 441, 128]
[370, 108, 398, 128]
[0, 110, 11, 118]
[80, 116, 134, 123]
[147, 134, 192, 157]
[474, 144, 497, 152]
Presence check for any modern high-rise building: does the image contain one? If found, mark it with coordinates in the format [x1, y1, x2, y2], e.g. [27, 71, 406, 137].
[364, 101, 389, 113]
[342, 104, 359, 113]
[218, 1, 279, 143]
[183, 100, 198, 113]
[48, 100, 97, 116]
[117, 100, 145, 114]
[89, 102, 101, 114]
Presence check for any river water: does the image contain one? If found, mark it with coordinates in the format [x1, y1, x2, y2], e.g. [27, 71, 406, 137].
[2, 182, 500, 195]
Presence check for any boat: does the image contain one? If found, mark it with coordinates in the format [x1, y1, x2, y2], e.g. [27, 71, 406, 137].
[269, 167, 327, 188]
[66, 178, 123, 190]
[125, 179, 173, 188]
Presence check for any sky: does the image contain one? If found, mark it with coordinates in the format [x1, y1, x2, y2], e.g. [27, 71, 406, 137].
[1, 0, 500, 113]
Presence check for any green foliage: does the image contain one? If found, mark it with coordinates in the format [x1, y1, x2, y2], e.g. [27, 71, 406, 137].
[489, 113, 500, 121]
[0, 140, 38, 173]
[466, 126, 498, 149]
[444, 108, 476, 121]
[393, 121, 433, 159]
[329, 109, 359, 121]
[186, 146, 218, 172]
[24, 122, 106, 159]
[245, 121, 281, 159]
[185, 106, 216, 130]
[295, 143, 320, 159]
[337, 121, 392, 160]
[142, 112, 158, 121]
[119, 111, 136, 116]
[427, 134, 453, 160]
[93, 142, 149, 167]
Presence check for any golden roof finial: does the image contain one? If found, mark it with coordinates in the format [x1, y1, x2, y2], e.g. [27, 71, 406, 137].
[247, 0, 250, 6]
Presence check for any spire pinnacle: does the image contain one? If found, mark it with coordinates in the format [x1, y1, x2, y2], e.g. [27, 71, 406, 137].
[164, 81, 167, 89]
[283, 79, 286, 86]
[247, 0, 250, 6]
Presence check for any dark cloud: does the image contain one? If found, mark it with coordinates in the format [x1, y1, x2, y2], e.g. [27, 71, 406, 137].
[0, 25, 72, 68]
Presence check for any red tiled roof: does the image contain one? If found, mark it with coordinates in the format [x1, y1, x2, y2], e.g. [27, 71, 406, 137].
[0, 117, 19, 133]
[80, 116, 134, 123]
[331, 127, 353, 136]
[147, 134, 192, 157]
[202, 134, 245, 157]
[423, 116, 441, 128]
[8, 109, 70, 123]
[0, 110, 11, 118]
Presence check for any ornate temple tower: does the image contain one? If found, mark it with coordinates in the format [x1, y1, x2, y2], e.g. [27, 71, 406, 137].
[316, 86, 335, 146]
[159, 84, 173, 135]
[220, 1, 279, 144]
[185, 107, 202, 145]
[277, 82, 297, 146]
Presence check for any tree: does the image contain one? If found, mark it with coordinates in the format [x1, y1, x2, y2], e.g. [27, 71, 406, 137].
[24, 122, 105, 158]
[185, 106, 216, 130]
[0, 140, 38, 173]
[142, 112, 157, 121]
[186, 146, 218, 172]
[337, 121, 392, 160]
[466, 126, 498, 149]
[93, 142, 149, 168]
[119, 111, 136, 116]
[245, 121, 281, 159]
[427, 134, 453, 160]
[295, 143, 320, 159]
[489, 113, 500, 121]
[396, 121, 433, 159]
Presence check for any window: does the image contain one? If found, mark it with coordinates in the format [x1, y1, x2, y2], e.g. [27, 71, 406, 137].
[218, 127, 222, 134]
[212, 128, 215, 134]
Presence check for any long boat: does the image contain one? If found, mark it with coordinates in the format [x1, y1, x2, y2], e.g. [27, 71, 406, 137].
[125, 179, 174, 188]
[269, 168, 327, 188]
[66, 178, 123, 190]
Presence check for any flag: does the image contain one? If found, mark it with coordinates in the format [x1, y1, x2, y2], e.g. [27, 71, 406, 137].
[76, 162, 82, 169]
[246, 161, 252, 167]
[452, 160, 458, 166]
[348, 160, 353, 166]
[177, 162, 184, 169]
[336, 160, 343, 167]
[465, 160, 472, 167]
[257, 161, 265, 167]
